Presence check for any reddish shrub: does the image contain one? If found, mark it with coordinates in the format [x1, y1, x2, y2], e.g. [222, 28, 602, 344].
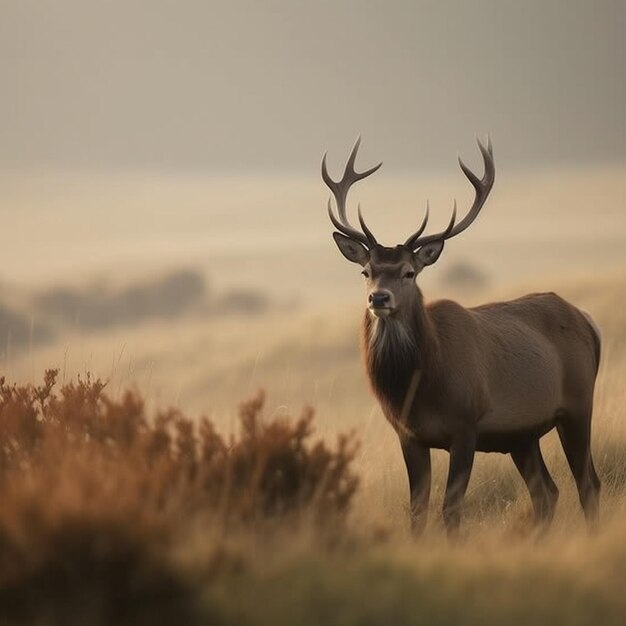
[0, 370, 359, 623]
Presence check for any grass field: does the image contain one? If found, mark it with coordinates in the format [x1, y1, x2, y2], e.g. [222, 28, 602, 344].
[1, 166, 625, 624]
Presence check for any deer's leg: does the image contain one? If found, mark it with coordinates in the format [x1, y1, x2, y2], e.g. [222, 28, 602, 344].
[442, 430, 476, 538]
[400, 437, 431, 535]
[557, 415, 600, 528]
[511, 439, 559, 526]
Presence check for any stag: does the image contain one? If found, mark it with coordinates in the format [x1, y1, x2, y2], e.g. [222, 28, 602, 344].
[322, 137, 601, 536]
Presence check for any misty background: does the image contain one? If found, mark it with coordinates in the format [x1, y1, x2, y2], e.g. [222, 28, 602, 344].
[0, 0, 625, 414]
[1, 0, 625, 174]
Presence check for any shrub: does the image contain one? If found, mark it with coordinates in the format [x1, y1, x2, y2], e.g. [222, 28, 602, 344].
[0, 371, 359, 623]
[0, 371, 358, 525]
[33, 269, 207, 330]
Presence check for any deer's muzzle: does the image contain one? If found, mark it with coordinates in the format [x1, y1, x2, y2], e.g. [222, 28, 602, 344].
[368, 290, 394, 317]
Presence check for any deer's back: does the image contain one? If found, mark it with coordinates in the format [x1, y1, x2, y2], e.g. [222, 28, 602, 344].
[472, 292, 599, 380]
[425, 292, 600, 450]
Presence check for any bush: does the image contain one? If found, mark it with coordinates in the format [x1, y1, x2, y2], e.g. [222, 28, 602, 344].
[0, 371, 359, 624]
[33, 269, 207, 330]
[0, 371, 358, 525]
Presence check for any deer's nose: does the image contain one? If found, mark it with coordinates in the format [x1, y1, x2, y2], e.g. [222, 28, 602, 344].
[369, 291, 391, 307]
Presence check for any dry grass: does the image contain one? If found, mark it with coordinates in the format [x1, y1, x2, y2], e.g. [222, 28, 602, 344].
[1, 315, 626, 624]
[1, 270, 626, 624]
[1, 163, 626, 623]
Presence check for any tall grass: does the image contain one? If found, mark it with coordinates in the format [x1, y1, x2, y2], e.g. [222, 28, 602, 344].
[2, 263, 626, 625]
[1, 362, 626, 625]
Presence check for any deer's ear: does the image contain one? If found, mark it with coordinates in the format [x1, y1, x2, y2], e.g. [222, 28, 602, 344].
[414, 240, 445, 268]
[332, 232, 370, 266]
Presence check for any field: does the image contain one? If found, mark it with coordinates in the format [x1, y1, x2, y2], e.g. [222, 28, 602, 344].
[1, 164, 626, 624]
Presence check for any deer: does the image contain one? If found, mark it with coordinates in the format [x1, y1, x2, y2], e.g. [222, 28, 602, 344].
[322, 137, 601, 537]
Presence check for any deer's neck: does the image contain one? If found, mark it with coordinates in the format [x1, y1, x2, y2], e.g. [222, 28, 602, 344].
[362, 289, 440, 419]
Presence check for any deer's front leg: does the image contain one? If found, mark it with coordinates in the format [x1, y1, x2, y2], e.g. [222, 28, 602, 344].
[400, 437, 431, 535]
[442, 429, 476, 538]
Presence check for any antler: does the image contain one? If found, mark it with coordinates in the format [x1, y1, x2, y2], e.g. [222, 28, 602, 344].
[405, 137, 495, 250]
[322, 137, 382, 247]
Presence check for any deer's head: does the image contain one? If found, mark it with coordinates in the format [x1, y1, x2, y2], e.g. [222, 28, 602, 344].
[322, 137, 495, 318]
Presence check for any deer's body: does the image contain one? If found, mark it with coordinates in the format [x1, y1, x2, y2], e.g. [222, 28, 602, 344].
[322, 138, 601, 536]
[364, 291, 600, 454]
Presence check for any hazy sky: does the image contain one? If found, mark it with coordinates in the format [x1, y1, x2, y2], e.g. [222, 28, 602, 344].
[2, 0, 625, 174]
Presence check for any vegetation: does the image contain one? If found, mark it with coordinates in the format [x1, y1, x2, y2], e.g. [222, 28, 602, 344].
[1, 273, 625, 625]
[0, 371, 357, 625]
[1, 367, 625, 626]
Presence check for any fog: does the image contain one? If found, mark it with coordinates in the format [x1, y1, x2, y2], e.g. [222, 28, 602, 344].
[1, 0, 625, 409]
[2, 0, 625, 174]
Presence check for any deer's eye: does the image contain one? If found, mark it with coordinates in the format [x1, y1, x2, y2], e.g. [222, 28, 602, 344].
[404, 271, 416, 280]
[361, 270, 370, 278]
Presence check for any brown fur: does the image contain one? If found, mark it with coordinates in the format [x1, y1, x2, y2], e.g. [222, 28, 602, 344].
[359, 272, 601, 534]
[363, 289, 600, 453]
[325, 138, 600, 534]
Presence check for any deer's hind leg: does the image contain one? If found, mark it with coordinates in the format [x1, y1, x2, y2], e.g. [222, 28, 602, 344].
[511, 438, 559, 526]
[557, 411, 600, 528]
